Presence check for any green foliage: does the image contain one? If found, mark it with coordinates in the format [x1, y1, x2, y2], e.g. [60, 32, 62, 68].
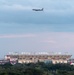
[0, 63, 73, 75]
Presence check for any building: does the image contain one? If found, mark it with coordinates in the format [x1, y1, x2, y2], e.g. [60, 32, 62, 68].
[68, 59, 74, 65]
[5, 52, 72, 64]
[0, 59, 10, 65]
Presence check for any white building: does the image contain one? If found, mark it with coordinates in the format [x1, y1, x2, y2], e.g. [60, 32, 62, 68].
[5, 53, 72, 64]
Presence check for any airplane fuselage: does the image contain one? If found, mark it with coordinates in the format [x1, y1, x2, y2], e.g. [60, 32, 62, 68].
[32, 8, 44, 11]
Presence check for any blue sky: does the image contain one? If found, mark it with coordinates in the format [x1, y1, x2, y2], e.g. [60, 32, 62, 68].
[0, 0, 74, 57]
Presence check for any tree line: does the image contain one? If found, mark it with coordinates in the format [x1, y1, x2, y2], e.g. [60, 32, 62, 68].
[0, 62, 74, 75]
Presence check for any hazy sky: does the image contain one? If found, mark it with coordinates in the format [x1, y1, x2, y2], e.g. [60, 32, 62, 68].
[0, 0, 74, 57]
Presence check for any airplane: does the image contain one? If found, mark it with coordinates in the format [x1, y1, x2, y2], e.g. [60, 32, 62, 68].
[32, 8, 44, 11]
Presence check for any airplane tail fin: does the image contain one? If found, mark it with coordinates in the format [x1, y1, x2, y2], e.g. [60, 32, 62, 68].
[42, 8, 44, 10]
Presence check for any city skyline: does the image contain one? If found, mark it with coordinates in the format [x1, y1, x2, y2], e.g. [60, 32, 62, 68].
[0, 0, 74, 57]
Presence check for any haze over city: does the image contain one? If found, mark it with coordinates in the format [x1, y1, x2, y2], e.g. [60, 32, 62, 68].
[0, 0, 74, 57]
